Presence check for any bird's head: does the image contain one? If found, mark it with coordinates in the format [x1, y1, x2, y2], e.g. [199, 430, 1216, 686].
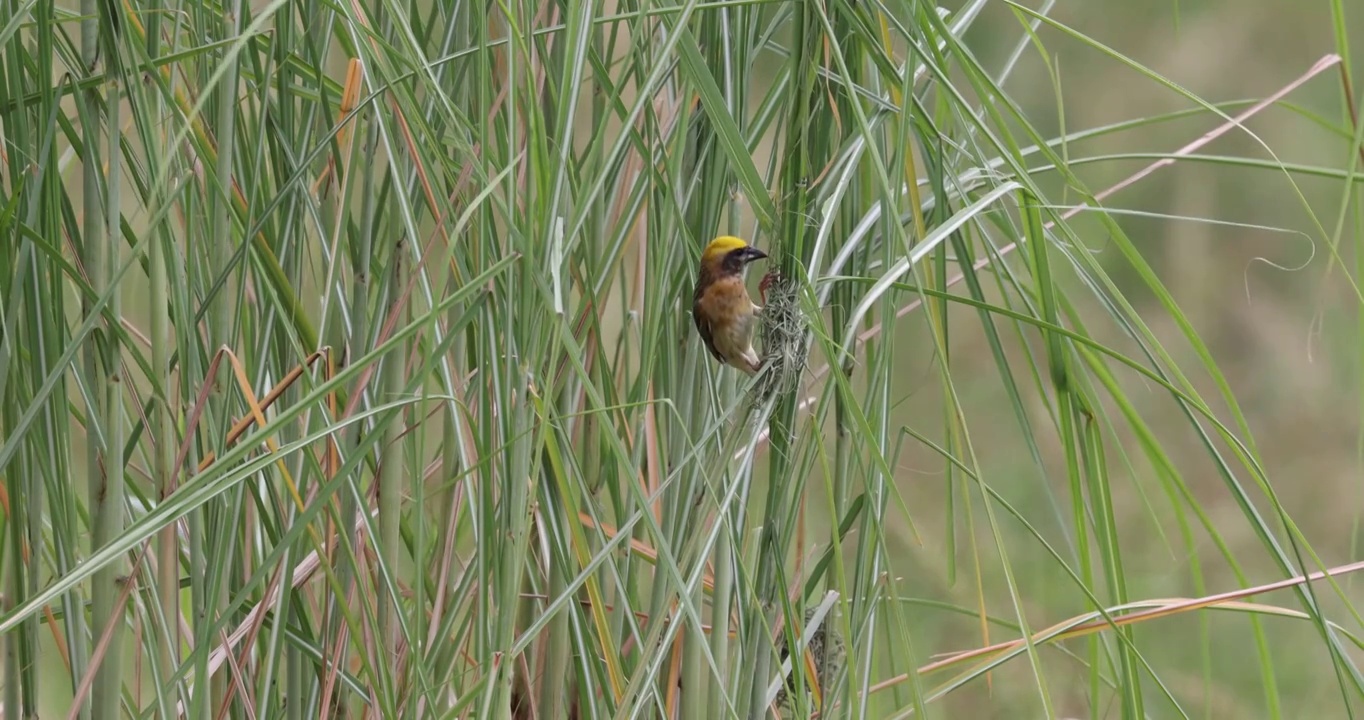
[701, 236, 768, 274]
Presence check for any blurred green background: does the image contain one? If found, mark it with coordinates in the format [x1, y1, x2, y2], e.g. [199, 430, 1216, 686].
[888, 2, 1364, 717]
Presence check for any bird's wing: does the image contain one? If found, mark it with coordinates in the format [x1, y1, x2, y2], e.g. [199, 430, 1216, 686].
[692, 303, 726, 363]
[692, 274, 728, 363]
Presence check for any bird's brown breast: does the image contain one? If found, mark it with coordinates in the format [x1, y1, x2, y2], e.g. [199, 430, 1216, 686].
[694, 275, 755, 326]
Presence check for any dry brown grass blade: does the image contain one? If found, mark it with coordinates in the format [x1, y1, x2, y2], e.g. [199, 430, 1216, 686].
[576, 512, 718, 593]
[191, 349, 327, 474]
[209, 348, 323, 715]
[161, 347, 343, 717]
[665, 629, 684, 716]
[311, 59, 364, 198]
[645, 382, 662, 523]
[66, 545, 150, 720]
[864, 557, 1364, 698]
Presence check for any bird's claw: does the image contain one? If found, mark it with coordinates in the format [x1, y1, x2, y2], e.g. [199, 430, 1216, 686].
[759, 271, 779, 306]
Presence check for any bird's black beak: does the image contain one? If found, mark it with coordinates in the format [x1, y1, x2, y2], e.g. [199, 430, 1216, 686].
[742, 247, 768, 263]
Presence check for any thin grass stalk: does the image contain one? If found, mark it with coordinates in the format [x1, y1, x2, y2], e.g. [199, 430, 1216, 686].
[23, 442, 43, 717]
[604, 372, 637, 704]
[409, 15, 485, 703]
[642, 39, 690, 718]
[707, 529, 734, 718]
[368, 29, 489, 709]
[378, 235, 407, 672]
[547, 404, 594, 715]
[100, 76, 128, 720]
[671, 9, 736, 709]
[150, 224, 180, 703]
[493, 10, 532, 713]
[705, 4, 754, 712]
[850, 339, 892, 720]
[41, 170, 90, 720]
[827, 172, 859, 718]
[670, 0, 754, 711]
[8, 15, 47, 716]
[680, 583, 704, 719]
[286, 601, 304, 720]
[261, 5, 317, 710]
[779, 5, 874, 715]
[829, 137, 859, 525]
[45, 303, 89, 720]
[0, 0, 30, 409]
[326, 57, 380, 716]
[412, 403, 429, 708]
[78, 7, 104, 718]
[316, 156, 349, 718]
[3, 453, 22, 717]
[2, 429, 28, 713]
[79, 0, 128, 715]
[495, 380, 537, 716]
[262, 449, 308, 718]
[536, 336, 587, 718]
[578, 42, 611, 704]
[480, 272, 501, 709]
[610, 7, 667, 702]
[890, 14, 946, 716]
[538, 530, 572, 719]
[369, 6, 404, 680]
[1081, 413, 1143, 717]
[744, 1, 822, 717]
[472, 152, 496, 719]
[581, 14, 638, 709]
[399, 9, 459, 701]
[903, 30, 963, 689]
[203, 0, 243, 706]
[580, 18, 617, 710]
[470, 4, 499, 706]
[144, 13, 180, 699]
[437, 229, 468, 719]
[3, 60, 17, 720]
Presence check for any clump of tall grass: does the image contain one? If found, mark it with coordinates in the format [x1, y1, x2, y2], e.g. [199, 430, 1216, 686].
[1, 0, 1362, 718]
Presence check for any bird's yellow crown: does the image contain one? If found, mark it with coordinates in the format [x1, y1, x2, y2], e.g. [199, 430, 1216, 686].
[701, 235, 750, 264]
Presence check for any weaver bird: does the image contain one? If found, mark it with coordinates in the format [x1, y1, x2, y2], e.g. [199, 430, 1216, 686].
[692, 235, 773, 374]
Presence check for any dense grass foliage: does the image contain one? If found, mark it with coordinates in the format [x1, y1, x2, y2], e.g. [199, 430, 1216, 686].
[2, 0, 1364, 717]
